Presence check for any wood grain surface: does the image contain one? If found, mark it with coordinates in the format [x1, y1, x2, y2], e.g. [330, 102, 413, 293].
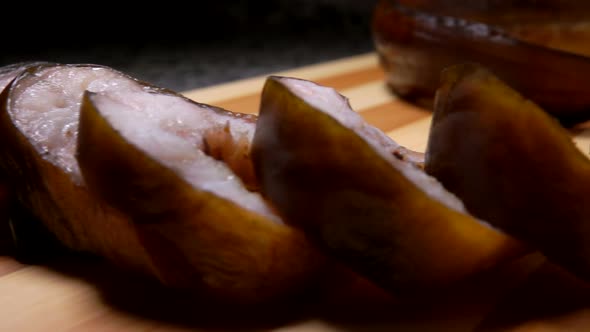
[1, 53, 590, 332]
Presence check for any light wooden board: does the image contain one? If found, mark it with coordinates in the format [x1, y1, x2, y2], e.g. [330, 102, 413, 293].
[1, 52, 590, 332]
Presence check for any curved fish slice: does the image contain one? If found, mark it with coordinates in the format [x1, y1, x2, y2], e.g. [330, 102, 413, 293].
[252, 76, 523, 296]
[77, 87, 320, 302]
[426, 63, 590, 281]
[0, 63, 160, 273]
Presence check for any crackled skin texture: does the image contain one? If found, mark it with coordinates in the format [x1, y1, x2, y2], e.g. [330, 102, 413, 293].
[252, 76, 522, 297]
[373, 0, 590, 124]
[425, 64, 590, 281]
[77, 91, 321, 303]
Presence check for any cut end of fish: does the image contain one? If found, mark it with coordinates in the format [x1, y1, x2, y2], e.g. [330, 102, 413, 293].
[86, 88, 278, 221]
[273, 75, 468, 214]
[7, 65, 148, 183]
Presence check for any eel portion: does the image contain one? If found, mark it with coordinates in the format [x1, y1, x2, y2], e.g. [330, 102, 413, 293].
[252, 76, 523, 296]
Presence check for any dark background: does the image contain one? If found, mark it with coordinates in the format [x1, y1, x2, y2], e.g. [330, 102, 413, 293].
[1, 1, 377, 92]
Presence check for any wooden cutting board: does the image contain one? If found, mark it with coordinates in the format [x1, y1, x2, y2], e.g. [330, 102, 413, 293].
[1, 52, 590, 332]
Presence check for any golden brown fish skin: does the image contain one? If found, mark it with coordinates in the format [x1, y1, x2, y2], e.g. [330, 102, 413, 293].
[252, 76, 523, 297]
[0, 62, 324, 303]
[0, 64, 159, 275]
[426, 63, 590, 281]
[76, 91, 323, 303]
[372, 0, 590, 124]
[0, 62, 57, 257]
